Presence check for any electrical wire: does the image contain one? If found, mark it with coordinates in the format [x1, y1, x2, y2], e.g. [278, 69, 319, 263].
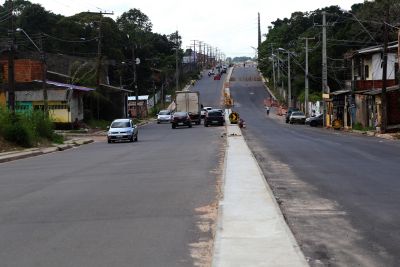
[43, 33, 97, 43]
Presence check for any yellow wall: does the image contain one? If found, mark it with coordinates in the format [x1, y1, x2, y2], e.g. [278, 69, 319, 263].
[0, 92, 6, 108]
[33, 101, 71, 123]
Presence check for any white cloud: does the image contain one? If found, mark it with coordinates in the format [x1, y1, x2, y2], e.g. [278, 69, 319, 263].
[31, 0, 364, 57]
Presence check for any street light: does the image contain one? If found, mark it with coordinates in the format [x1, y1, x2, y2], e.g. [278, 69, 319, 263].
[278, 48, 292, 107]
[16, 28, 48, 114]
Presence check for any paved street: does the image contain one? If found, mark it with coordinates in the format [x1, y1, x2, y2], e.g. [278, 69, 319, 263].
[0, 74, 225, 267]
[230, 65, 400, 266]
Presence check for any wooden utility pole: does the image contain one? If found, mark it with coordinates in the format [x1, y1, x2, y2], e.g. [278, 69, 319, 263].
[7, 0, 15, 112]
[300, 37, 315, 116]
[39, 34, 48, 115]
[381, 20, 389, 133]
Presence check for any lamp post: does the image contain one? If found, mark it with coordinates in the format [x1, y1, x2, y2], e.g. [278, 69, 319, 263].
[16, 28, 48, 115]
[278, 48, 292, 107]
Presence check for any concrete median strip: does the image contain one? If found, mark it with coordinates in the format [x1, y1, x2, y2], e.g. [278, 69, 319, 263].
[212, 116, 308, 265]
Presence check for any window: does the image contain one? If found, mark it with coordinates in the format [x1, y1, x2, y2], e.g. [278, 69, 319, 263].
[364, 65, 369, 79]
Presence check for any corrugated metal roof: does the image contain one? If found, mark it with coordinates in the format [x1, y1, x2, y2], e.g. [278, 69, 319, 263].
[33, 80, 95, 91]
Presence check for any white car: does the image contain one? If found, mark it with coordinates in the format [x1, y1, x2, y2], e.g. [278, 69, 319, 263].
[107, 119, 138, 143]
[289, 111, 306, 124]
[201, 106, 213, 118]
[157, 110, 172, 123]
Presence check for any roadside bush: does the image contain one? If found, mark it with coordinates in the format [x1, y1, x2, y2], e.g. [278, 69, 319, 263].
[2, 117, 35, 147]
[0, 107, 58, 147]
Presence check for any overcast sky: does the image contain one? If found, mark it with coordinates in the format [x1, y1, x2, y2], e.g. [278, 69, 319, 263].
[29, 0, 364, 58]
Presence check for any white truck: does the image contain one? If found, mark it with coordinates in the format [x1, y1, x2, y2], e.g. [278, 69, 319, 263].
[175, 90, 201, 125]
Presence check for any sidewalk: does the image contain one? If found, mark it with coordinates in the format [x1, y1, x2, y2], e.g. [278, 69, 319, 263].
[212, 112, 308, 267]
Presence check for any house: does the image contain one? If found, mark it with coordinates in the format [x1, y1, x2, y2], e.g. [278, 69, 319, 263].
[345, 42, 400, 130]
[0, 59, 95, 124]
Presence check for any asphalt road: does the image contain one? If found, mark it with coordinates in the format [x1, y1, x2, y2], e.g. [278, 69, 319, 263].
[230, 65, 400, 266]
[0, 74, 225, 266]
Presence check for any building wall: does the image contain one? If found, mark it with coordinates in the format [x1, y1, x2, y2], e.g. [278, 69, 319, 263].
[0, 91, 5, 107]
[388, 91, 400, 125]
[2, 59, 43, 82]
[371, 53, 396, 80]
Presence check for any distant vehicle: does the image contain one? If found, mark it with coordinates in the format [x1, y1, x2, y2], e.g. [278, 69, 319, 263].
[107, 118, 138, 143]
[201, 106, 213, 118]
[157, 110, 172, 124]
[285, 107, 300, 123]
[214, 74, 221, 80]
[204, 109, 225, 127]
[171, 111, 192, 129]
[175, 91, 201, 125]
[208, 70, 215, 76]
[221, 65, 227, 74]
[289, 111, 306, 124]
[306, 114, 323, 127]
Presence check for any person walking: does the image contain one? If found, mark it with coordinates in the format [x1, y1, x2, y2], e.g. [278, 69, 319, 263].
[266, 106, 270, 116]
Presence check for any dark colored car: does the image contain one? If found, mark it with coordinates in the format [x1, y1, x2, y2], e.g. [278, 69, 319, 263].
[171, 112, 192, 129]
[285, 107, 300, 123]
[204, 109, 225, 127]
[306, 114, 323, 127]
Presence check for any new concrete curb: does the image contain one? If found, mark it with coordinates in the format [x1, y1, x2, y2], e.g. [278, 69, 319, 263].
[0, 139, 94, 164]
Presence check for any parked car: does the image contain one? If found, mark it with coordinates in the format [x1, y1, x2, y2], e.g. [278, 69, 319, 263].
[306, 114, 323, 127]
[208, 70, 215, 76]
[289, 111, 306, 124]
[157, 110, 172, 123]
[285, 107, 300, 123]
[107, 118, 138, 143]
[204, 109, 225, 127]
[214, 74, 221, 80]
[171, 111, 192, 129]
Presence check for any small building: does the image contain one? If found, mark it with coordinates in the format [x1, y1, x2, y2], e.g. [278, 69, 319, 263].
[0, 59, 95, 124]
[127, 95, 149, 118]
[345, 42, 400, 129]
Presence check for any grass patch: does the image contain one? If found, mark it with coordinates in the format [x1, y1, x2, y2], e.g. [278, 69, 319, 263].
[85, 119, 111, 130]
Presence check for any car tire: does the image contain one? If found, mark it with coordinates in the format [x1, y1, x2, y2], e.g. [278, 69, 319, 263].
[172, 124, 176, 129]
[157, 121, 160, 124]
[310, 121, 316, 127]
[134, 134, 138, 142]
[129, 135, 134, 142]
[188, 124, 192, 128]
[205, 123, 208, 127]
[107, 139, 111, 143]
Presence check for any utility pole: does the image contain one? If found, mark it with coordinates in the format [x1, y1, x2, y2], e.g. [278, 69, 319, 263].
[322, 11, 328, 126]
[381, 20, 389, 133]
[38, 34, 48, 115]
[287, 51, 291, 107]
[191, 40, 198, 69]
[258, 12, 261, 49]
[270, 44, 276, 90]
[7, 0, 15, 112]
[86, 11, 113, 119]
[300, 37, 315, 116]
[175, 31, 179, 91]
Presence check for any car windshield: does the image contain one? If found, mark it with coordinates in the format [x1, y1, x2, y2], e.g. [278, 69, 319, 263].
[292, 112, 304, 116]
[208, 111, 222, 116]
[111, 121, 130, 128]
[159, 111, 170, 115]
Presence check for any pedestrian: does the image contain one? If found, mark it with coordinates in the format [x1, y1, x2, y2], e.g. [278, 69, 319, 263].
[266, 106, 270, 116]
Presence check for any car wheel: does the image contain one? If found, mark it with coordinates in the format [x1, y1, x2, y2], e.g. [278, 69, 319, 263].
[157, 121, 160, 124]
[310, 121, 316, 127]
[172, 124, 176, 129]
[129, 135, 134, 142]
[134, 134, 138, 142]
[205, 123, 208, 127]
[107, 139, 111, 143]
[188, 124, 192, 128]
